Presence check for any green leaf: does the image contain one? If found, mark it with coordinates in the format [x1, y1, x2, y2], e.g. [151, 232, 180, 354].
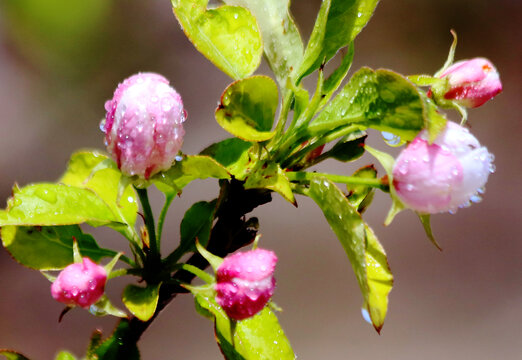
[424, 95, 448, 143]
[346, 164, 377, 213]
[1, 225, 118, 270]
[311, 67, 427, 141]
[179, 200, 216, 254]
[0, 350, 31, 360]
[0, 183, 121, 227]
[86, 330, 103, 359]
[307, 177, 392, 332]
[244, 162, 295, 205]
[200, 138, 256, 181]
[364, 145, 406, 225]
[298, 0, 379, 80]
[417, 213, 442, 251]
[321, 42, 355, 103]
[216, 76, 278, 142]
[364, 225, 393, 333]
[172, 0, 262, 80]
[327, 131, 367, 162]
[54, 351, 76, 360]
[224, 0, 303, 85]
[122, 283, 161, 322]
[194, 295, 295, 360]
[89, 295, 127, 318]
[59, 151, 138, 232]
[233, 307, 295, 360]
[94, 320, 140, 359]
[152, 155, 230, 195]
[216, 331, 247, 360]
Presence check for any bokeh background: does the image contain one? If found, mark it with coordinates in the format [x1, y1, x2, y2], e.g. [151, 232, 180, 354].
[0, 0, 521, 359]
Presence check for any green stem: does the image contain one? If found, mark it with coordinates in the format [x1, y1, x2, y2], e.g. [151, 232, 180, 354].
[273, 70, 325, 160]
[282, 124, 363, 168]
[272, 89, 293, 144]
[157, 192, 175, 244]
[286, 171, 388, 191]
[135, 187, 159, 260]
[108, 268, 129, 280]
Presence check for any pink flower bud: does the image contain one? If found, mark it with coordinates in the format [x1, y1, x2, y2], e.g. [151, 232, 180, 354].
[51, 258, 107, 308]
[436, 58, 502, 108]
[392, 121, 494, 214]
[215, 249, 277, 320]
[103, 73, 186, 179]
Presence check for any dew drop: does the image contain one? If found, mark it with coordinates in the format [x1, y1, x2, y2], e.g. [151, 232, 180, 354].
[488, 164, 496, 173]
[470, 194, 482, 203]
[99, 119, 106, 133]
[361, 308, 372, 324]
[381, 131, 402, 146]
[35, 188, 57, 204]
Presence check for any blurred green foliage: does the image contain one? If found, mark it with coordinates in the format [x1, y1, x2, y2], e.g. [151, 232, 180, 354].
[1, 0, 111, 75]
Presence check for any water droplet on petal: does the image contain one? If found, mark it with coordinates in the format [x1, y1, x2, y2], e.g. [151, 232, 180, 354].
[470, 194, 482, 203]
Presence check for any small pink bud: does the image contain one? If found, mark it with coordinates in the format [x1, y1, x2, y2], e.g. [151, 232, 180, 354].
[215, 249, 277, 320]
[51, 258, 107, 308]
[392, 121, 494, 214]
[103, 73, 186, 179]
[436, 58, 502, 108]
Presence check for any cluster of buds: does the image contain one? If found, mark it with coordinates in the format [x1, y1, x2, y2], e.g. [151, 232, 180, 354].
[52, 63, 499, 315]
[102, 73, 186, 179]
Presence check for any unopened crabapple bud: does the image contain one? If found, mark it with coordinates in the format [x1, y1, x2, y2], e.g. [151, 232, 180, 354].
[51, 258, 107, 308]
[102, 73, 186, 179]
[433, 58, 502, 108]
[392, 121, 494, 214]
[215, 249, 277, 321]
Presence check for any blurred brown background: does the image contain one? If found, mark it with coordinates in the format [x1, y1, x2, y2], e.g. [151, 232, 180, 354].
[0, 0, 521, 359]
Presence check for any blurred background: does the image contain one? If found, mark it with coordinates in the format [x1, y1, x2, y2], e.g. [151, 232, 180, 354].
[0, 0, 520, 359]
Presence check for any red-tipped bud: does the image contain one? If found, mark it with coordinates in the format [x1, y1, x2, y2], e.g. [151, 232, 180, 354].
[102, 73, 186, 179]
[434, 58, 502, 108]
[215, 249, 277, 320]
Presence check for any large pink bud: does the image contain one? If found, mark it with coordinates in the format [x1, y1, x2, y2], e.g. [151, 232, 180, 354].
[51, 258, 107, 308]
[103, 73, 186, 179]
[435, 58, 502, 108]
[392, 122, 494, 214]
[215, 249, 277, 320]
